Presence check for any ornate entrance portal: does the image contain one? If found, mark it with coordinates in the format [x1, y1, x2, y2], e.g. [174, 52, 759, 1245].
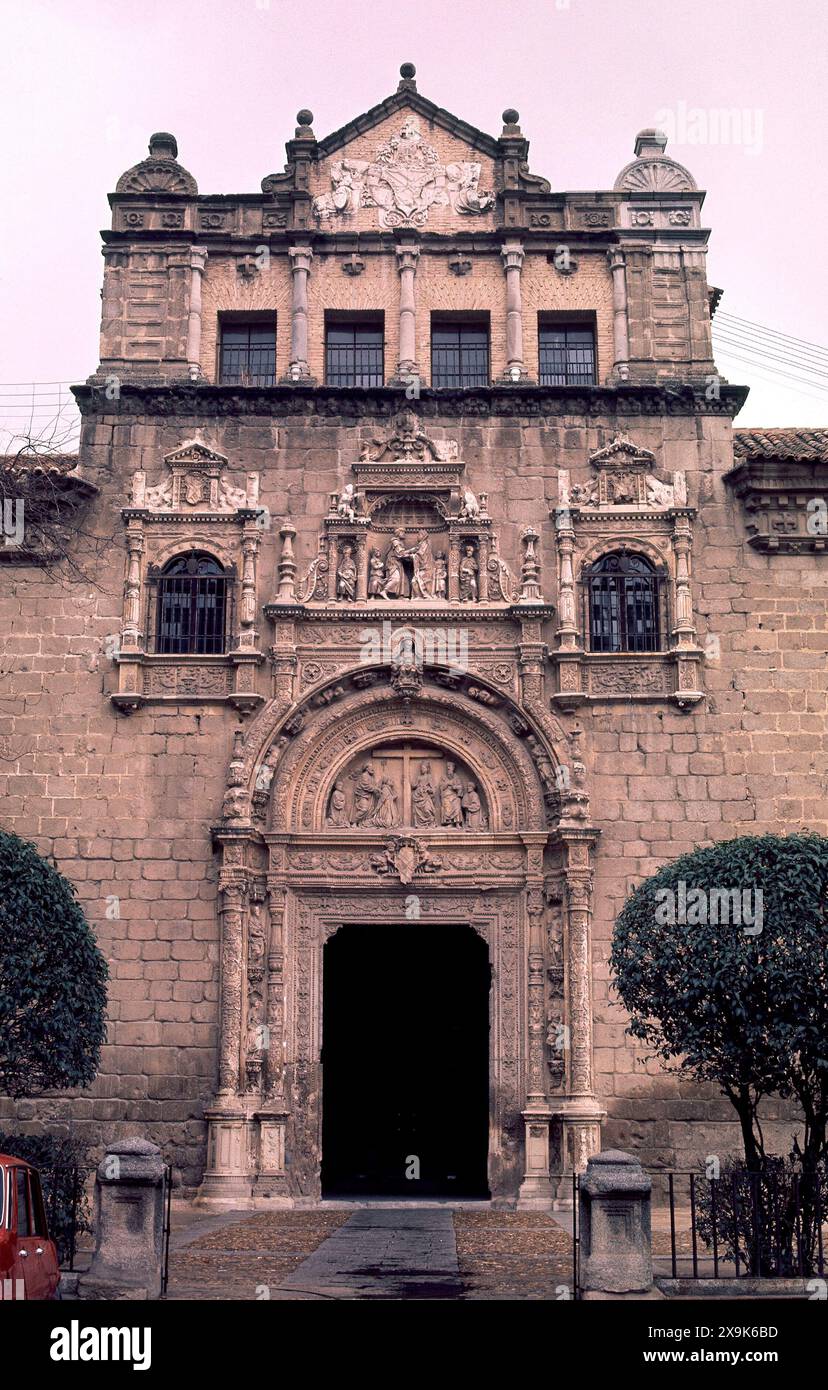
[203, 417, 604, 1208]
[321, 923, 490, 1197]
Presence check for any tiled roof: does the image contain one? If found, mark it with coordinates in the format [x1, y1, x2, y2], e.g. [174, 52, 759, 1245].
[732, 428, 828, 461]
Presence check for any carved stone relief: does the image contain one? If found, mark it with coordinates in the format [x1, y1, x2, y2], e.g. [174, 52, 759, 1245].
[312, 116, 494, 228]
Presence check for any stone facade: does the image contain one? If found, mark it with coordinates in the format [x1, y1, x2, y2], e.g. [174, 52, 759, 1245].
[2, 67, 826, 1202]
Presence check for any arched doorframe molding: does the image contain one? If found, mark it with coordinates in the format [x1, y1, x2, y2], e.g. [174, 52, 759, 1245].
[204, 667, 603, 1206]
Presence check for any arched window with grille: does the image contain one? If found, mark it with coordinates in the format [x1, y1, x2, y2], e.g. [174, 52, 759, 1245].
[155, 552, 227, 655]
[584, 551, 664, 653]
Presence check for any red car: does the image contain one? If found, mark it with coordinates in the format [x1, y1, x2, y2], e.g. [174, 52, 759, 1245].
[0, 1156, 61, 1300]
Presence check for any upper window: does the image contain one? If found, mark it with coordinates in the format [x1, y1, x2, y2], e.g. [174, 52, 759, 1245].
[325, 320, 384, 387]
[15, 1169, 31, 1237]
[539, 324, 596, 386]
[156, 552, 227, 655]
[431, 321, 490, 388]
[219, 320, 276, 387]
[585, 552, 662, 653]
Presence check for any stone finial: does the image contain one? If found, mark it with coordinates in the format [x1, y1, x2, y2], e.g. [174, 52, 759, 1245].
[634, 128, 669, 157]
[148, 131, 178, 159]
[294, 109, 315, 140]
[398, 61, 417, 91]
[502, 108, 521, 133]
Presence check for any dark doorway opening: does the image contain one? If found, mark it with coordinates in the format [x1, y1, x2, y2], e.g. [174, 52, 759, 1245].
[321, 924, 490, 1198]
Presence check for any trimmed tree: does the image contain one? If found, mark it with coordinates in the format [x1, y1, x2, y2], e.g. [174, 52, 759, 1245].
[0, 830, 108, 1099]
[610, 832, 828, 1174]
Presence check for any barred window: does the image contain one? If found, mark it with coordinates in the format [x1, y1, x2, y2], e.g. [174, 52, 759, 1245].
[325, 322, 384, 387]
[156, 552, 227, 655]
[219, 321, 276, 386]
[585, 552, 662, 652]
[539, 325, 596, 386]
[431, 322, 489, 388]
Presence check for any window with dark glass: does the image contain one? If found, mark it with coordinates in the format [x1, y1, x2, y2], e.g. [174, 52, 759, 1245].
[585, 552, 662, 652]
[325, 322, 384, 387]
[431, 322, 490, 388]
[219, 321, 276, 386]
[15, 1169, 31, 1237]
[156, 552, 227, 655]
[539, 324, 596, 386]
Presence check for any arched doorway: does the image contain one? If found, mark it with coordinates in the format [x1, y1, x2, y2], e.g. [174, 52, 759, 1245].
[321, 923, 490, 1197]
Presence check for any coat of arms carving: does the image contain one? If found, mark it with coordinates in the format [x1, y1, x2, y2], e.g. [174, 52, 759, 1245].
[313, 116, 494, 229]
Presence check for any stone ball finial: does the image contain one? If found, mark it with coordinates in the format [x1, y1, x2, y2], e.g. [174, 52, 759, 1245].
[502, 108, 520, 127]
[148, 132, 178, 160]
[400, 62, 416, 79]
[296, 109, 314, 128]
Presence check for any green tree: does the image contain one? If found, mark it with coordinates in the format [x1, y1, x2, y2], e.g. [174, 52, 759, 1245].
[0, 830, 108, 1098]
[610, 832, 828, 1173]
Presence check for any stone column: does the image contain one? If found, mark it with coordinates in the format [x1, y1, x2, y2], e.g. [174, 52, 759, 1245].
[500, 239, 528, 382]
[448, 534, 461, 602]
[186, 247, 208, 380]
[285, 245, 314, 381]
[671, 513, 696, 648]
[216, 879, 247, 1099]
[394, 240, 420, 382]
[519, 878, 555, 1208]
[579, 1151, 658, 1299]
[122, 524, 144, 651]
[237, 528, 260, 651]
[78, 1140, 166, 1300]
[608, 248, 630, 382]
[560, 869, 604, 1173]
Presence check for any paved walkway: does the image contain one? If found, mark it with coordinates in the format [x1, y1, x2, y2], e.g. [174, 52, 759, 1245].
[282, 1209, 462, 1300]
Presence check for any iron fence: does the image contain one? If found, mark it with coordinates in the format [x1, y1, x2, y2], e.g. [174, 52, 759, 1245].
[661, 1168, 826, 1280]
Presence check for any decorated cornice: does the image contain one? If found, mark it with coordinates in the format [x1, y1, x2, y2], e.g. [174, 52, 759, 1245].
[73, 381, 749, 420]
[724, 455, 828, 553]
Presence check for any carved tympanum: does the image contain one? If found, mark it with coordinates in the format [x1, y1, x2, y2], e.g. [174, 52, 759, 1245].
[324, 742, 489, 831]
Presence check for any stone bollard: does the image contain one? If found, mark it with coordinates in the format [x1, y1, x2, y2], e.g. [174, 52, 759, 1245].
[578, 1149, 661, 1299]
[78, 1138, 166, 1300]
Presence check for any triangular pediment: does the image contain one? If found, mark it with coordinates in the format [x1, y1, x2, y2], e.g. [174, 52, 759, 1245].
[317, 89, 501, 161]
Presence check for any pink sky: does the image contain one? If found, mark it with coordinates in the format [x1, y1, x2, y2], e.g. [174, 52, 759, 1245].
[2, 0, 827, 445]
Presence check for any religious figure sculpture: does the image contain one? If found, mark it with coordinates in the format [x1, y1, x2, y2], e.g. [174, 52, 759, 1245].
[458, 544, 479, 602]
[351, 763, 378, 825]
[410, 532, 435, 599]
[411, 761, 437, 827]
[381, 530, 414, 599]
[434, 553, 448, 599]
[326, 780, 350, 828]
[439, 762, 465, 827]
[336, 544, 357, 601]
[462, 782, 487, 830]
[367, 550, 386, 597]
[373, 773, 401, 829]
